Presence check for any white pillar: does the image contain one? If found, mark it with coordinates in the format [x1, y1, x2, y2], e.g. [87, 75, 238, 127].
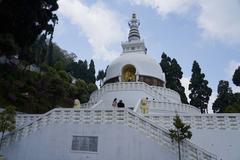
[119, 75, 122, 82]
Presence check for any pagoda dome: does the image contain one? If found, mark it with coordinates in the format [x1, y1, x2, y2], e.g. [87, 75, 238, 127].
[104, 51, 166, 86]
[104, 13, 165, 87]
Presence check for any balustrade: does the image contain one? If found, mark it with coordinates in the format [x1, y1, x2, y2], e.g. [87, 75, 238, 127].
[147, 114, 240, 130]
[2, 108, 217, 160]
[89, 82, 181, 103]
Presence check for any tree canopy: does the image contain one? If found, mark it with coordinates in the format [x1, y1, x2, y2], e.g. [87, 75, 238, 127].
[97, 70, 105, 87]
[189, 61, 212, 113]
[0, 105, 16, 149]
[0, 0, 59, 60]
[0, 40, 98, 113]
[212, 80, 234, 113]
[233, 66, 240, 87]
[160, 53, 188, 104]
[169, 114, 192, 160]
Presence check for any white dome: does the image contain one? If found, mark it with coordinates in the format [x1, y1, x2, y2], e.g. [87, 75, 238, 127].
[105, 52, 165, 82]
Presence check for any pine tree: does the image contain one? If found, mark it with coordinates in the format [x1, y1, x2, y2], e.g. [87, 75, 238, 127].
[87, 59, 96, 83]
[170, 59, 188, 104]
[160, 52, 171, 88]
[0, 105, 16, 149]
[169, 114, 192, 160]
[212, 80, 234, 113]
[160, 53, 188, 104]
[97, 70, 105, 87]
[233, 66, 240, 87]
[189, 61, 212, 113]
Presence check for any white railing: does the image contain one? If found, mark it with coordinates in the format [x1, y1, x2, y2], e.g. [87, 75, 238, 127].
[81, 101, 96, 108]
[89, 82, 179, 103]
[151, 86, 181, 102]
[147, 101, 200, 114]
[91, 100, 104, 109]
[133, 99, 142, 112]
[146, 113, 240, 130]
[2, 108, 217, 160]
[16, 114, 42, 128]
[127, 110, 217, 160]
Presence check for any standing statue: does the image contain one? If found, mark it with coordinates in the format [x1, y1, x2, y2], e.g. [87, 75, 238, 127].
[73, 99, 81, 108]
[140, 97, 148, 114]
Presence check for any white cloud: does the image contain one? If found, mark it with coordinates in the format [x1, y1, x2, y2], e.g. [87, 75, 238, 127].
[225, 60, 240, 78]
[198, 0, 240, 45]
[130, 0, 196, 17]
[129, 0, 240, 45]
[58, 0, 125, 61]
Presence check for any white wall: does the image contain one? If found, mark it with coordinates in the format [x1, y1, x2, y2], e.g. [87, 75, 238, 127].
[101, 90, 151, 108]
[190, 129, 240, 160]
[2, 123, 177, 160]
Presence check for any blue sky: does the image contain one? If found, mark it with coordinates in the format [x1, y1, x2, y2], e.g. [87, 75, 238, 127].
[53, 0, 240, 110]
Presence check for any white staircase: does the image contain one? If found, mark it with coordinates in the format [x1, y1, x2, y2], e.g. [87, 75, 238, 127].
[2, 108, 217, 160]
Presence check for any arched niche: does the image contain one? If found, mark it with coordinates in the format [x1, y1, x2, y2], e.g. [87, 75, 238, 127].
[122, 64, 136, 82]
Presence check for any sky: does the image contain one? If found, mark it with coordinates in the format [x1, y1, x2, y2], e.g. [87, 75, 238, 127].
[53, 0, 240, 112]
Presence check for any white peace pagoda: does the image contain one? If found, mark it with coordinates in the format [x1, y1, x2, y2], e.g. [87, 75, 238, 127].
[1, 14, 240, 160]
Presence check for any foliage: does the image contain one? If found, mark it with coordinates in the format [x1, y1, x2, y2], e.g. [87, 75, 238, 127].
[232, 66, 240, 87]
[54, 60, 65, 71]
[87, 83, 98, 94]
[65, 59, 96, 84]
[189, 61, 212, 113]
[0, 63, 94, 113]
[30, 35, 48, 65]
[0, 0, 59, 62]
[160, 53, 188, 104]
[0, 105, 16, 149]
[224, 102, 240, 113]
[169, 114, 192, 160]
[97, 70, 105, 81]
[87, 60, 96, 83]
[97, 70, 105, 87]
[0, 33, 19, 57]
[212, 80, 235, 113]
[58, 70, 72, 83]
[75, 80, 89, 103]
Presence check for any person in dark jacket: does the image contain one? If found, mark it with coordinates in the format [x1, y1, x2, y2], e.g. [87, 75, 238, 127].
[117, 100, 125, 108]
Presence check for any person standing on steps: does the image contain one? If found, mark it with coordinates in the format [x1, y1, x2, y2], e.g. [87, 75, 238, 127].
[112, 98, 117, 108]
[117, 100, 125, 108]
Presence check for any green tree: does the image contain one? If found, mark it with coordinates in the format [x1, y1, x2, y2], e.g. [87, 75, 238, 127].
[0, 105, 16, 149]
[87, 59, 96, 83]
[0, 33, 19, 58]
[189, 61, 212, 113]
[212, 80, 234, 113]
[47, 75, 67, 108]
[233, 66, 240, 87]
[0, 0, 59, 63]
[160, 53, 188, 104]
[54, 60, 64, 71]
[170, 59, 188, 104]
[58, 70, 72, 83]
[75, 80, 89, 103]
[47, 14, 58, 66]
[87, 83, 98, 94]
[97, 70, 105, 87]
[224, 102, 240, 113]
[30, 35, 48, 65]
[169, 114, 192, 160]
[160, 52, 171, 87]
